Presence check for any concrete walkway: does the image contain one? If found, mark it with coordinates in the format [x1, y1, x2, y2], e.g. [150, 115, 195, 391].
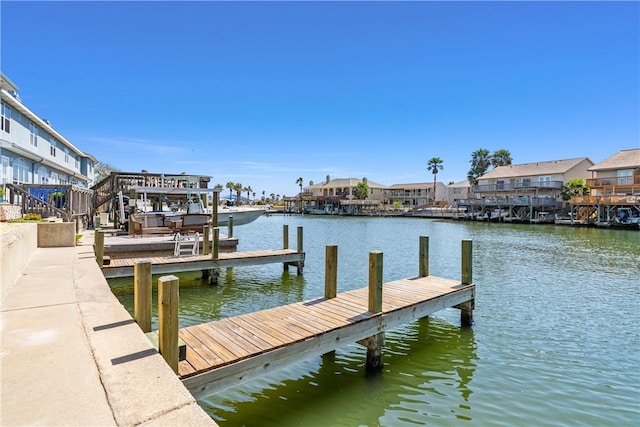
[1, 228, 217, 426]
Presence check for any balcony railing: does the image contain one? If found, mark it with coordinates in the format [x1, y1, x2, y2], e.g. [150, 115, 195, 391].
[473, 181, 563, 192]
[457, 196, 561, 207]
[586, 174, 640, 188]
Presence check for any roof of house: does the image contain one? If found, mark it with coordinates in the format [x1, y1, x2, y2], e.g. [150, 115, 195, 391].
[587, 148, 640, 171]
[479, 157, 593, 180]
[307, 178, 386, 189]
[448, 180, 471, 188]
[387, 182, 444, 189]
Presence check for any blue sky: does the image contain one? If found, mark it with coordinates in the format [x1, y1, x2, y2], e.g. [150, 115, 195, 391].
[2, 1, 638, 197]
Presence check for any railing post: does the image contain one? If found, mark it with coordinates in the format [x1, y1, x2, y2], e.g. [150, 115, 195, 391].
[202, 225, 210, 255]
[366, 251, 384, 370]
[419, 235, 429, 277]
[325, 245, 338, 299]
[460, 239, 473, 326]
[282, 224, 289, 249]
[134, 260, 152, 333]
[158, 275, 179, 374]
[95, 230, 104, 266]
[228, 216, 233, 238]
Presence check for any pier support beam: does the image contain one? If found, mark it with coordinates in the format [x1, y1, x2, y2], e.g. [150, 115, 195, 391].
[419, 235, 429, 277]
[459, 239, 474, 326]
[325, 244, 338, 299]
[158, 275, 179, 374]
[95, 230, 104, 266]
[366, 251, 384, 371]
[134, 260, 152, 333]
[297, 226, 304, 275]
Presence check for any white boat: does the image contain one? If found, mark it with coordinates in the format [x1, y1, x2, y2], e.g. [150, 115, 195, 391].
[123, 188, 265, 227]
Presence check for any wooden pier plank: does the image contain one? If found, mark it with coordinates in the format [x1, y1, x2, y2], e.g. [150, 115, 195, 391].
[179, 274, 475, 398]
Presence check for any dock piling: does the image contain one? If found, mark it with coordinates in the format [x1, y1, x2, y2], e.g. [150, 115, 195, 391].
[283, 224, 289, 249]
[95, 230, 104, 266]
[325, 245, 338, 299]
[366, 250, 384, 370]
[460, 239, 474, 326]
[419, 235, 429, 277]
[158, 275, 179, 374]
[296, 226, 304, 274]
[228, 216, 233, 238]
[202, 225, 210, 255]
[134, 261, 152, 333]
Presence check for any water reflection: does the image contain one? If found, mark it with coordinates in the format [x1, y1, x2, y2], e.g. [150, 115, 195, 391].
[199, 317, 477, 426]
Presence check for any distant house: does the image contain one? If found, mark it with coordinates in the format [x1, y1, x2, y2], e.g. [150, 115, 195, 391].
[385, 182, 448, 207]
[476, 157, 594, 201]
[0, 73, 96, 187]
[456, 157, 594, 222]
[301, 176, 386, 214]
[446, 180, 472, 206]
[586, 148, 640, 196]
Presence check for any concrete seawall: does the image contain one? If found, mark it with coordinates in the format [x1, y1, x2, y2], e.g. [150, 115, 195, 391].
[0, 224, 217, 426]
[1, 223, 37, 304]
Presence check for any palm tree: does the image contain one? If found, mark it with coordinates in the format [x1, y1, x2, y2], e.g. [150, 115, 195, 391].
[427, 157, 444, 205]
[561, 179, 590, 201]
[468, 148, 491, 185]
[234, 182, 243, 204]
[262, 190, 266, 202]
[296, 177, 303, 195]
[491, 149, 512, 168]
[225, 181, 235, 201]
[296, 177, 303, 213]
[243, 186, 253, 204]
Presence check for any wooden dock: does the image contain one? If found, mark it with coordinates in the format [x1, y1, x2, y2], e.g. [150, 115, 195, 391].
[179, 275, 473, 398]
[101, 249, 305, 278]
[167, 238, 475, 398]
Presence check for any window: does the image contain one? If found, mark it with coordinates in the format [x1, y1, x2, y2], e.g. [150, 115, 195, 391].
[539, 176, 552, 187]
[75, 155, 80, 169]
[618, 169, 632, 185]
[64, 148, 69, 164]
[521, 178, 531, 187]
[497, 180, 505, 190]
[38, 166, 48, 184]
[1, 156, 9, 184]
[29, 123, 38, 147]
[13, 159, 29, 184]
[50, 140, 56, 157]
[1, 102, 10, 133]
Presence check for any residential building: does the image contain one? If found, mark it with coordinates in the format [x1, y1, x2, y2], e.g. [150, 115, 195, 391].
[385, 182, 448, 207]
[458, 157, 594, 222]
[446, 180, 472, 206]
[586, 148, 640, 196]
[0, 73, 95, 188]
[299, 176, 386, 214]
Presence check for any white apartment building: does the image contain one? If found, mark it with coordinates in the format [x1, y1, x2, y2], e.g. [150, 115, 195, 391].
[0, 73, 95, 188]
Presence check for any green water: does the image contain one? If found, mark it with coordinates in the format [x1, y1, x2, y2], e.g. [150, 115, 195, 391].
[109, 215, 640, 426]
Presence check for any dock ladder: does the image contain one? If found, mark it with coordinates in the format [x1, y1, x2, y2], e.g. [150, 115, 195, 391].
[173, 232, 200, 256]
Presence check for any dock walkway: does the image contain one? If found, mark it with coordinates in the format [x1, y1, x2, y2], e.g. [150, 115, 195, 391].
[0, 225, 216, 426]
[179, 274, 474, 399]
[102, 249, 305, 278]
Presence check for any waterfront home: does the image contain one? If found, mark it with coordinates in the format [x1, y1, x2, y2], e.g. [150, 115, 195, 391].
[585, 148, 639, 197]
[385, 182, 448, 208]
[568, 148, 640, 226]
[0, 73, 95, 224]
[299, 176, 386, 214]
[0, 73, 95, 188]
[457, 157, 594, 222]
[446, 180, 473, 207]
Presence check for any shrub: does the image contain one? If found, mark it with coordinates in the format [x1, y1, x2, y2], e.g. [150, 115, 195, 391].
[23, 213, 42, 221]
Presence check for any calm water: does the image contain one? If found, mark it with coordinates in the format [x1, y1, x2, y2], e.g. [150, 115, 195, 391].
[109, 215, 640, 426]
